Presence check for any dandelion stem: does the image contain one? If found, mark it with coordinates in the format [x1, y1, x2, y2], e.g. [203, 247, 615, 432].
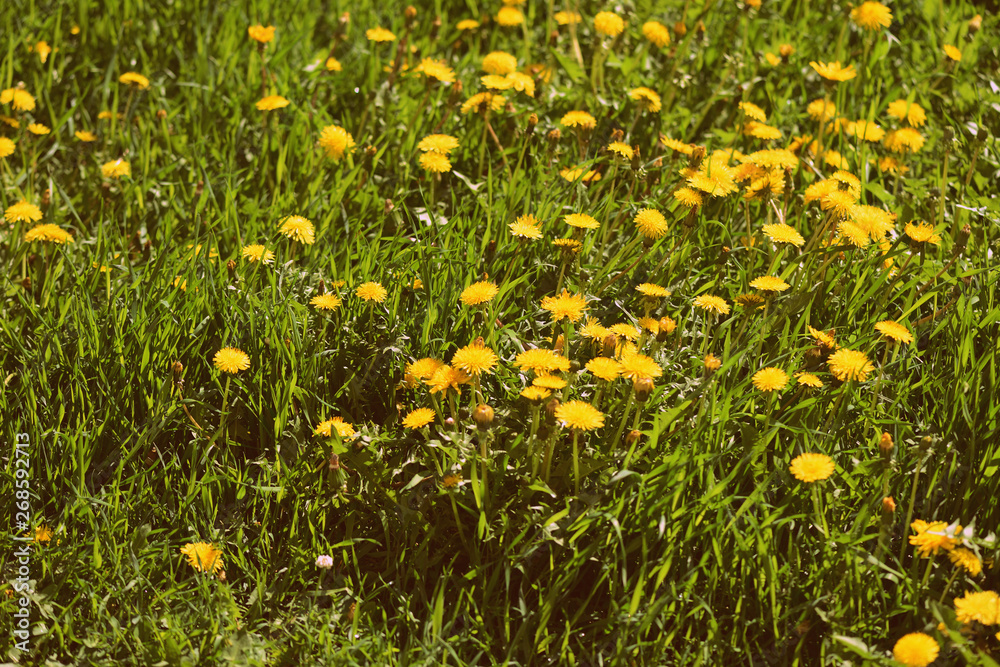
[571, 430, 581, 495]
[898, 450, 923, 563]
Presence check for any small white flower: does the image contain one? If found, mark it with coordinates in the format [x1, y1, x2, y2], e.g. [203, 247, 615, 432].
[315, 554, 333, 569]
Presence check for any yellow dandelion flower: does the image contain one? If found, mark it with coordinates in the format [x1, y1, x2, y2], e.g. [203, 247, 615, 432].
[278, 215, 315, 244]
[823, 150, 850, 170]
[540, 290, 588, 322]
[953, 590, 999, 625]
[594, 11, 625, 37]
[749, 276, 790, 292]
[618, 352, 662, 381]
[634, 208, 668, 240]
[460, 281, 499, 306]
[580, 318, 611, 341]
[660, 135, 696, 155]
[0, 136, 14, 157]
[414, 58, 456, 83]
[314, 417, 356, 439]
[533, 374, 567, 389]
[586, 357, 621, 381]
[764, 52, 781, 66]
[642, 21, 671, 48]
[909, 519, 961, 557]
[674, 187, 703, 209]
[241, 244, 274, 264]
[505, 71, 535, 97]
[213, 347, 250, 374]
[318, 125, 356, 160]
[417, 134, 460, 154]
[402, 407, 436, 430]
[119, 72, 150, 89]
[820, 190, 857, 219]
[356, 282, 387, 302]
[609, 323, 641, 341]
[0, 88, 36, 112]
[608, 141, 634, 159]
[789, 452, 835, 482]
[180, 542, 223, 575]
[35, 41, 52, 64]
[565, 213, 599, 229]
[886, 99, 926, 127]
[419, 151, 452, 173]
[482, 51, 518, 75]
[553, 238, 582, 253]
[735, 293, 766, 310]
[904, 221, 941, 245]
[739, 102, 767, 122]
[943, 44, 962, 61]
[892, 633, 939, 667]
[248, 25, 275, 43]
[514, 348, 571, 374]
[554, 401, 605, 430]
[875, 320, 913, 344]
[704, 354, 722, 371]
[629, 87, 662, 113]
[407, 358, 444, 383]
[510, 214, 542, 239]
[4, 200, 43, 224]
[850, 2, 892, 30]
[693, 294, 730, 315]
[256, 95, 290, 111]
[520, 386, 552, 401]
[554, 11, 581, 25]
[809, 61, 857, 82]
[75, 130, 97, 142]
[310, 294, 342, 311]
[752, 367, 788, 391]
[326, 57, 342, 72]
[884, 128, 925, 153]
[795, 372, 823, 388]
[948, 547, 983, 576]
[24, 224, 73, 244]
[28, 123, 50, 135]
[561, 110, 596, 129]
[838, 220, 871, 248]
[456, 19, 480, 31]
[636, 283, 670, 298]
[828, 348, 874, 382]
[366, 27, 396, 42]
[451, 340, 498, 376]
[460, 92, 506, 114]
[560, 167, 601, 182]
[496, 6, 524, 26]
[481, 74, 513, 91]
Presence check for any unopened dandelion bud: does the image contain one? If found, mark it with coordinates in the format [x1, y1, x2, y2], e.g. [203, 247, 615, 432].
[626, 429, 642, 446]
[633, 377, 654, 402]
[919, 436, 933, 452]
[547, 128, 561, 143]
[656, 318, 674, 342]
[545, 398, 560, 422]
[383, 198, 395, 215]
[879, 432, 894, 455]
[172, 361, 184, 378]
[943, 127, 955, 144]
[779, 43, 794, 58]
[704, 354, 722, 372]
[554, 334, 565, 355]
[339, 11, 350, 27]
[366, 145, 378, 159]
[882, 496, 896, 513]
[602, 333, 618, 357]
[227, 259, 237, 280]
[41, 188, 51, 208]
[21, 276, 31, 291]
[688, 146, 706, 170]
[157, 108, 167, 120]
[969, 14, 982, 32]
[630, 145, 642, 171]
[569, 359, 581, 372]
[473, 404, 494, 430]
[674, 21, 687, 36]
[611, 128, 624, 142]
[954, 224, 970, 257]
[217, 569, 226, 582]
[445, 416, 455, 426]
[329, 453, 340, 470]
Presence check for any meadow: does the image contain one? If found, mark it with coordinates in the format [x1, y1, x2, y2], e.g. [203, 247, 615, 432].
[1, 0, 999, 664]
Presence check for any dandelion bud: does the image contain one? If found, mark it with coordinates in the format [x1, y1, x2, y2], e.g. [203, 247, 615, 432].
[384, 198, 395, 214]
[21, 276, 31, 291]
[329, 453, 340, 470]
[41, 188, 51, 208]
[195, 180, 204, 197]
[547, 128, 561, 143]
[969, 14, 981, 33]
[656, 317, 676, 342]
[405, 6, 417, 20]
[366, 145, 378, 159]
[611, 128, 624, 142]
[227, 259, 237, 280]
[633, 377, 654, 402]
[340, 11, 350, 27]
[942, 127, 955, 144]
[704, 354, 722, 372]
[569, 360, 581, 372]
[445, 416, 455, 426]
[554, 334, 565, 356]
[602, 333, 618, 357]
[954, 224, 970, 257]
[879, 432, 894, 455]
[630, 145, 642, 171]
[430, 16, 441, 39]
[146, 447, 157, 465]
[157, 108, 167, 120]
[882, 496, 896, 513]
[717, 245, 731, 266]
[626, 430, 642, 446]
[688, 146, 706, 170]
[674, 21, 687, 36]
[172, 360, 184, 378]
[217, 570, 226, 582]
[920, 435, 933, 451]
[473, 404, 494, 430]
[779, 43, 794, 58]
[545, 398, 560, 422]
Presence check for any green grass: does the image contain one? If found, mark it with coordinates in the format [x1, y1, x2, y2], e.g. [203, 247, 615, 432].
[1, 0, 999, 664]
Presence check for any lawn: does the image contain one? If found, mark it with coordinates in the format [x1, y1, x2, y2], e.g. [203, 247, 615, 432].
[1, 0, 999, 664]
